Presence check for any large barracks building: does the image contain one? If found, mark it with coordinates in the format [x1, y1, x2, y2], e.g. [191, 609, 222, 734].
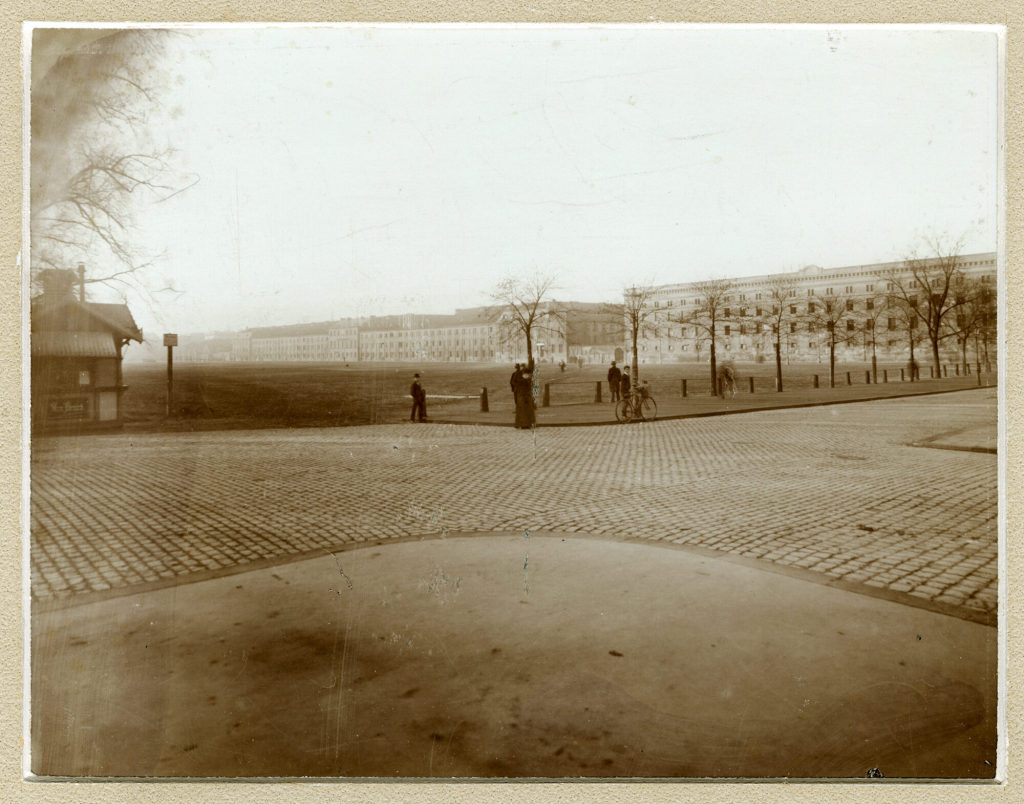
[208, 302, 621, 365]
[178, 253, 996, 365]
[637, 252, 997, 365]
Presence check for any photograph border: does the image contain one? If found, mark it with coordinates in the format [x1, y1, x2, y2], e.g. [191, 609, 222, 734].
[3, 2, 1020, 802]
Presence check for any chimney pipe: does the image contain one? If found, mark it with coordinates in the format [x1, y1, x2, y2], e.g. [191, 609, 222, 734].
[77, 263, 86, 302]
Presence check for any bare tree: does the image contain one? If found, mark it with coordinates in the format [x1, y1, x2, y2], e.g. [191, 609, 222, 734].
[950, 275, 997, 376]
[489, 273, 560, 368]
[672, 278, 733, 395]
[803, 291, 861, 388]
[757, 277, 798, 392]
[884, 291, 922, 378]
[30, 29, 193, 297]
[861, 293, 889, 383]
[612, 283, 659, 386]
[882, 237, 970, 377]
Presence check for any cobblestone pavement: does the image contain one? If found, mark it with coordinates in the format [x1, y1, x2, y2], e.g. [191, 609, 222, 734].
[30, 389, 998, 619]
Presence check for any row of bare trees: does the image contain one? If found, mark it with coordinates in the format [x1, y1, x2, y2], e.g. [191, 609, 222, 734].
[488, 240, 995, 395]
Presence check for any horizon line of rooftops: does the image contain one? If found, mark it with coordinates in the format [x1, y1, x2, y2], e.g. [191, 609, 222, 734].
[189, 251, 998, 341]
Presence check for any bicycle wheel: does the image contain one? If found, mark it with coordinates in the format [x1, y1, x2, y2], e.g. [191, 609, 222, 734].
[614, 398, 631, 423]
[639, 397, 658, 421]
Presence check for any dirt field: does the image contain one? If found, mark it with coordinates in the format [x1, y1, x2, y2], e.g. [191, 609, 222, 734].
[120, 357, 978, 432]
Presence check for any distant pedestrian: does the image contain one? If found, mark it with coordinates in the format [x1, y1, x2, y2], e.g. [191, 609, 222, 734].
[410, 373, 427, 422]
[620, 366, 631, 399]
[513, 362, 536, 429]
[559, 360, 566, 373]
[607, 361, 622, 402]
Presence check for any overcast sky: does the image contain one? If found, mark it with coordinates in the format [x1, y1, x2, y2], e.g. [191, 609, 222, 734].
[33, 24, 1000, 337]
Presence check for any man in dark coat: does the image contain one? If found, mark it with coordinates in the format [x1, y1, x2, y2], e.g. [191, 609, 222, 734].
[510, 363, 521, 397]
[410, 373, 427, 422]
[513, 360, 536, 429]
[607, 361, 622, 402]
[620, 365, 631, 399]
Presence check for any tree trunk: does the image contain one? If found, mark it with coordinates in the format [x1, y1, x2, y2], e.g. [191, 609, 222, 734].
[961, 338, 969, 376]
[632, 329, 639, 386]
[774, 337, 783, 392]
[829, 339, 836, 387]
[931, 336, 941, 379]
[871, 340, 877, 383]
[709, 331, 718, 396]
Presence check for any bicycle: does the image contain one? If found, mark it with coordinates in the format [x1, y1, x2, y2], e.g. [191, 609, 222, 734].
[615, 383, 658, 423]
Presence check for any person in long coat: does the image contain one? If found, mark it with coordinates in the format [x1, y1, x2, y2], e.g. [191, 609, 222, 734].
[513, 362, 536, 429]
[410, 373, 427, 422]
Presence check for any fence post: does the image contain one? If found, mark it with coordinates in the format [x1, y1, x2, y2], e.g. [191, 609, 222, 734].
[542, 382, 551, 407]
[883, 369, 888, 383]
[480, 387, 489, 412]
[748, 376, 755, 394]
[813, 374, 819, 388]
[846, 371, 851, 386]
[900, 368, 905, 382]
[681, 379, 687, 398]
[594, 381, 602, 403]
[865, 370, 871, 384]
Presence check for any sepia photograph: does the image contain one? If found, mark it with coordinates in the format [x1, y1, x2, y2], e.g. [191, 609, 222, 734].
[24, 22, 1003, 781]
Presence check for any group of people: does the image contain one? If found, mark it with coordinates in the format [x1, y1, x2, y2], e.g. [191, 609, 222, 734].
[509, 361, 536, 429]
[606, 360, 632, 402]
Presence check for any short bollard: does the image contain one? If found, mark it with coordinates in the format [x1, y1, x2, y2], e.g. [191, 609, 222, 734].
[865, 370, 871, 384]
[813, 374, 819, 388]
[883, 369, 888, 383]
[480, 387, 489, 412]
[542, 382, 551, 407]
[930, 366, 935, 379]
[846, 371, 851, 386]
[681, 379, 687, 398]
[748, 376, 755, 393]
[955, 364, 960, 376]
[594, 381, 602, 403]
[900, 368, 905, 382]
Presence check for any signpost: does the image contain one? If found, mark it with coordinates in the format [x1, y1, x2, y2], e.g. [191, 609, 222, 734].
[164, 333, 178, 417]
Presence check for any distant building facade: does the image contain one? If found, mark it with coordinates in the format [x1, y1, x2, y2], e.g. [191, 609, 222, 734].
[184, 302, 622, 365]
[636, 252, 997, 364]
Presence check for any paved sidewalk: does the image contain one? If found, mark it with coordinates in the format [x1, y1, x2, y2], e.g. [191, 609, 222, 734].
[31, 535, 997, 778]
[31, 388, 998, 620]
[436, 375, 993, 427]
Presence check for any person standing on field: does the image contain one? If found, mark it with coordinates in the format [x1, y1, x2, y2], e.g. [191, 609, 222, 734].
[607, 361, 622, 403]
[410, 373, 427, 422]
[620, 365, 631, 400]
